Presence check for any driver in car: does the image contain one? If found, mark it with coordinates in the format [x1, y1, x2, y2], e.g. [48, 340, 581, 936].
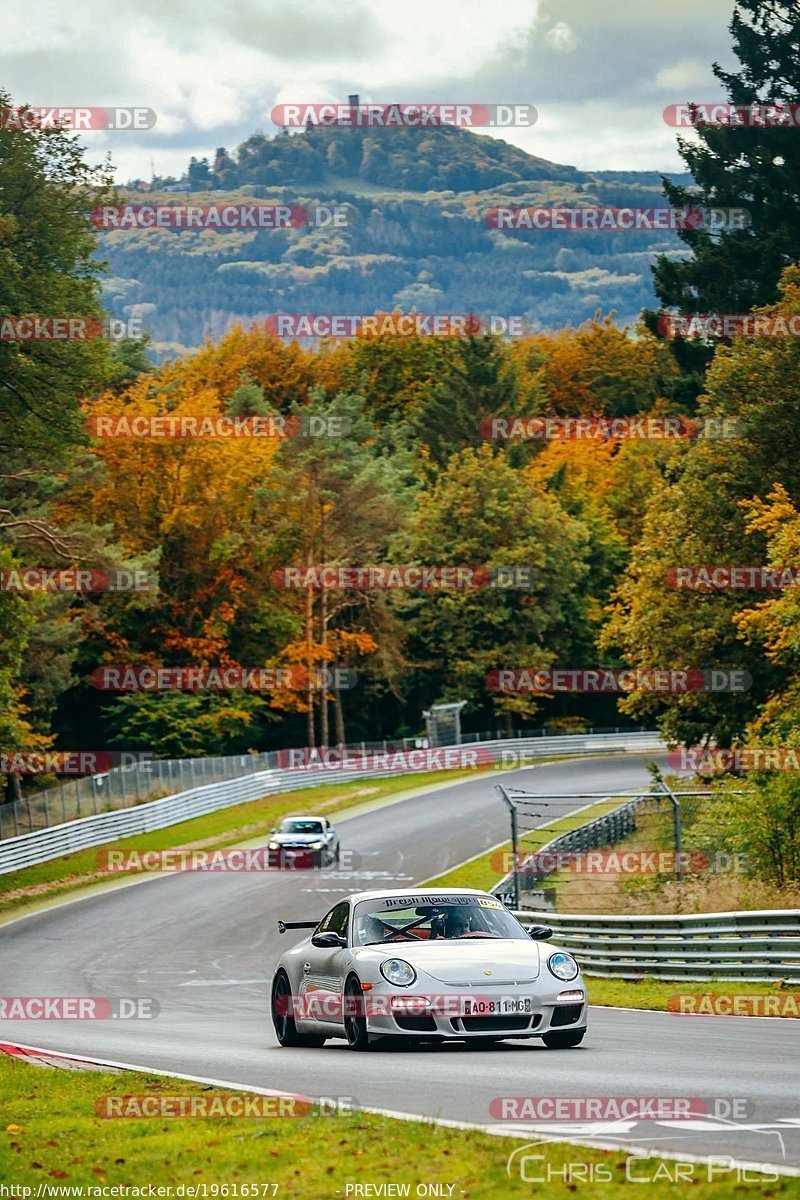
[444, 908, 473, 938]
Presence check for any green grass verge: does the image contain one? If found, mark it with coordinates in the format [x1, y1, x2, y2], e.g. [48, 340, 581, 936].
[0, 768, 488, 918]
[585, 975, 800, 1015]
[422, 794, 627, 891]
[1, 1055, 793, 1197]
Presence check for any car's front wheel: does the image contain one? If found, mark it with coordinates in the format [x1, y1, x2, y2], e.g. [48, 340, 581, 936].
[542, 1028, 585, 1049]
[271, 971, 326, 1048]
[343, 976, 371, 1051]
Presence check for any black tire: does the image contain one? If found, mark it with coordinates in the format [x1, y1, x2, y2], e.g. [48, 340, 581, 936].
[271, 971, 326, 1048]
[343, 976, 372, 1051]
[542, 1028, 585, 1049]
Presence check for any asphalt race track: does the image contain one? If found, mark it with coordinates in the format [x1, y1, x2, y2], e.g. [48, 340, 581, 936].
[1, 755, 797, 1173]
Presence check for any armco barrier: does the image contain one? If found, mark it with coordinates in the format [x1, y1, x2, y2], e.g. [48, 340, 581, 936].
[0, 725, 658, 838]
[514, 908, 800, 982]
[0, 731, 663, 875]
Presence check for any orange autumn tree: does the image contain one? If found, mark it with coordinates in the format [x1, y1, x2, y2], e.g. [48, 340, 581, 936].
[64, 330, 303, 754]
[510, 315, 678, 417]
[178, 322, 315, 412]
[269, 629, 377, 748]
[527, 422, 688, 547]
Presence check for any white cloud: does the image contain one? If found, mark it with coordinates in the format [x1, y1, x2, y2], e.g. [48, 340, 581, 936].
[2, 0, 738, 179]
[655, 59, 718, 92]
[545, 22, 576, 53]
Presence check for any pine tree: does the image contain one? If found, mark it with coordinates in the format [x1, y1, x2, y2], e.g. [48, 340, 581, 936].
[653, 2, 800, 319]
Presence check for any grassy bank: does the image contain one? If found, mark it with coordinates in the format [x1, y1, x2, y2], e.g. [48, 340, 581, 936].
[422, 793, 627, 891]
[586, 975, 799, 1014]
[0, 1054, 793, 1197]
[536, 802, 800, 916]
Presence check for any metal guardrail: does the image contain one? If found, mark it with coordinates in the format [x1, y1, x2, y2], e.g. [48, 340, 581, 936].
[0, 724, 653, 839]
[0, 731, 664, 875]
[514, 908, 800, 982]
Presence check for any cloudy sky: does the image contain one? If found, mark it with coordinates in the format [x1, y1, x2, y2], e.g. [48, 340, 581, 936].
[3, 0, 737, 182]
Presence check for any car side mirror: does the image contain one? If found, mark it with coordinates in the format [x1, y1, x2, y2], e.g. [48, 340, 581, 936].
[527, 925, 553, 940]
[311, 931, 346, 948]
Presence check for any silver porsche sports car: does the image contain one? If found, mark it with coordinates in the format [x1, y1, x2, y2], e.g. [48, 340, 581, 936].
[270, 887, 586, 1050]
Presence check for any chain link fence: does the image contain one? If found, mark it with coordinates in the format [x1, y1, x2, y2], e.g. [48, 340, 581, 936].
[0, 723, 653, 841]
[493, 791, 665, 908]
[0, 742, 402, 839]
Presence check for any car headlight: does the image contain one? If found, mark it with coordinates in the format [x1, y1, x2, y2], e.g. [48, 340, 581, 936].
[268, 842, 280, 850]
[379, 958, 417, 987]
[548, 952, 579, 982]
[308, 841, 324, 851]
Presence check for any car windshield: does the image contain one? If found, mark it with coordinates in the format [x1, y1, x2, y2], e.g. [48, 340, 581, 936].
[352, 896, 530, 945]
[280, 820, 324, 834]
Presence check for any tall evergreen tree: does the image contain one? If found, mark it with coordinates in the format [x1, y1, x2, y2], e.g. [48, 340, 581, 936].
[650, 2, 800, 395]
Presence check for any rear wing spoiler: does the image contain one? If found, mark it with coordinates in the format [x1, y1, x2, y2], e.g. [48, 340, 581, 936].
[277, 920, 320, 935]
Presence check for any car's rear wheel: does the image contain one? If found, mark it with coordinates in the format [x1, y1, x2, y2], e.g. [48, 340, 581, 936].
[542, 1029, 585, 1049]
[271, 971, 326, 1048]
[344, 976, 371, 1051]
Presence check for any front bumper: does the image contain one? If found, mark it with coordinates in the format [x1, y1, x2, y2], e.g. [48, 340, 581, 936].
[267, 847, 325, 869]
[363, 983, 587, 1039]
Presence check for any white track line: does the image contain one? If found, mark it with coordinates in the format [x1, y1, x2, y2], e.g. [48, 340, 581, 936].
[1, 1039, 797, 1178]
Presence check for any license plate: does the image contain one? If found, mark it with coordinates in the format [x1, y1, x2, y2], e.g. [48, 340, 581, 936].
[462, 998, 533, 1016]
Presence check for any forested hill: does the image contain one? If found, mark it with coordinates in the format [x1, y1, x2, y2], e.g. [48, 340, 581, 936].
[192, 123, 584, 192]
[102, 123, 692, 360]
